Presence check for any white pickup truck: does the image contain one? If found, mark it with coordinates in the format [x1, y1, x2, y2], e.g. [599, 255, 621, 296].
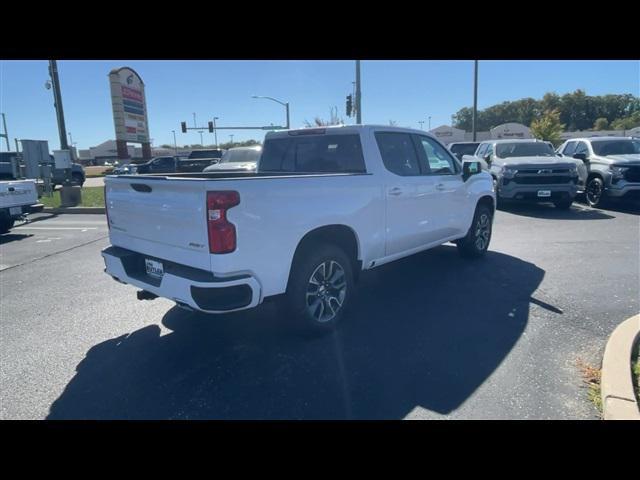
[102, 125, 495, 334]
[0, 179, 43, 233]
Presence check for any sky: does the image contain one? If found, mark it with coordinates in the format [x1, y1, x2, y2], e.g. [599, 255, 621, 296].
[0, 60, 638, 151]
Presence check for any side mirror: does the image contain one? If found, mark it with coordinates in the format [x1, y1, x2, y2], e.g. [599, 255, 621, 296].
[483, 154, 492, 164]
[573, 153, 587, 161]
[462, 161, 481, 181]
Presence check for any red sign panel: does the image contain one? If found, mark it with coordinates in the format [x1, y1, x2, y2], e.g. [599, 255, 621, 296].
[121, 86, 143, 102]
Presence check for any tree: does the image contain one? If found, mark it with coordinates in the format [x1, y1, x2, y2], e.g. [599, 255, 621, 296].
[593, 117, 609, 130]
[530, 109, 565, 146]
[160, 144, 174, 149]
[304, 107, 344, 127]
[610, 111, 640, 130]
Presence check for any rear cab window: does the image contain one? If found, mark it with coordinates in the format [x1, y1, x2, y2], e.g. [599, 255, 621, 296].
[259, 133, 366, 173]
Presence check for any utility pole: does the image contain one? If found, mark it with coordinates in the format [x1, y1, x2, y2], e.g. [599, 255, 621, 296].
[355, 60, 362, 124]
[1, 113, 10, 151]
[229, 134, 234, 145]
[48, 60, 72, 188]
[472, 60, 478, 142]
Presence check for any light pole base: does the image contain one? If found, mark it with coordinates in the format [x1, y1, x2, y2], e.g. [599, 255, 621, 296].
[60, 186, 82, 208]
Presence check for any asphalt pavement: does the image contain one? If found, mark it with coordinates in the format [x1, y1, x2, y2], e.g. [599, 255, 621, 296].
[1, 201, 638, 419]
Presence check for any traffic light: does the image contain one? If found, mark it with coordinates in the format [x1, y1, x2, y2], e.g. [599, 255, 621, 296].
[208, 121, 214, 133]
[181, 121, 187, 133]
[346, 95, 353, 117]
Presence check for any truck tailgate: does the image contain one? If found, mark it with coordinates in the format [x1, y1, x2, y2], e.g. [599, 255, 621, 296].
[0, 180, 38, 208]
[106, 176, 211, 270]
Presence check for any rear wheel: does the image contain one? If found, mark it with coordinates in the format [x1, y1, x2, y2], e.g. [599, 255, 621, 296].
[457, 204, 493, 258]
[285, 244, 354, 336]
[71, 173, 84, 186]
[585, 177, 605, 208]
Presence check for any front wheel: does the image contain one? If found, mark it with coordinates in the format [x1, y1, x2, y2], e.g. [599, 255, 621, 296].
[585, 177, 605, 208]
[457, 204, 493, 258]
[285, 244, 354, 336]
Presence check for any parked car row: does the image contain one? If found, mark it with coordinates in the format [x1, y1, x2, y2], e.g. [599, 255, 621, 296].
[556, 136, 640, 207]
[458, 136, 639, 209]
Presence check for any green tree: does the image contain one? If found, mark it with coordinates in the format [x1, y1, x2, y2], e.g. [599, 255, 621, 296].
[593, 117, 609, 130]
[530, 109, 565, 146]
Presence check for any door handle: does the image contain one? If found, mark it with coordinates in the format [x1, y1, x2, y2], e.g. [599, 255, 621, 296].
[436, 183, 446, 191]
[388, 187, 402, 196]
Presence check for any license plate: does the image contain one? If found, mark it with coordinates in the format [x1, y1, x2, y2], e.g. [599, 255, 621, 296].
[537, 190, 551, 197]
[9, 206, 22, 216]
[145, 259, 164, 279]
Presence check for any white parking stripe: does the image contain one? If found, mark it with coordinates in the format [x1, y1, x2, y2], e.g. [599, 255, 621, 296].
[14, 227, 99, 230]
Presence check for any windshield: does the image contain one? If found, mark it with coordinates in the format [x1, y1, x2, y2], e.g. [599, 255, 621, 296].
[449, 144, 479, 156]
[221, 148, 262, 163]
[591, 139, 640, 156]
[190, 150, 222, 159]
[496, 142, 555, 158]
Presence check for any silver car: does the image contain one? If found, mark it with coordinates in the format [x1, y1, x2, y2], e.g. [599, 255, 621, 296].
[203, 146, 262, 173]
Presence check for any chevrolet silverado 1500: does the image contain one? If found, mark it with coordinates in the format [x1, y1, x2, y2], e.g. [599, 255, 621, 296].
[102, 125, 495, 334]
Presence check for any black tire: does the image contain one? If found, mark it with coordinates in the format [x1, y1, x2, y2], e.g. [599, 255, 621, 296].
[0, 216, 14, 234]
[285, 243, 354, 336]
[71, 173, 84, 187]
[457, 204, 493, 259]
[553, 198, 573, 209]
[585, 177, 605, 208]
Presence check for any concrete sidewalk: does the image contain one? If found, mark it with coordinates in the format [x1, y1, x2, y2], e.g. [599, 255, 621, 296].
[601, 314, 640, 420]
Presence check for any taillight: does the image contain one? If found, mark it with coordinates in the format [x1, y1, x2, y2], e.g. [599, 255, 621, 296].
[207, 191, 240, 254]
[104, 185, 110, 230]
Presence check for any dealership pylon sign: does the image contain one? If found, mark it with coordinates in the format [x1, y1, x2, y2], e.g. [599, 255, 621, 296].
[109, 67, 152, 160]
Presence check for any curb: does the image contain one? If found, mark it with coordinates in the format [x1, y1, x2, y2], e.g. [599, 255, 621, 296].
[43, 207, 105, 214]
[601, 314, 640, 420]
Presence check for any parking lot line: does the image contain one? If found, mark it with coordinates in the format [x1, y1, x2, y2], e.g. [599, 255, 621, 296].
[14, 227, 98, 230]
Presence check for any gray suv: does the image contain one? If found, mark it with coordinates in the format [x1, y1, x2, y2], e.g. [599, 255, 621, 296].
[557, 136, 640, 207]
[475, 139, 579, 209]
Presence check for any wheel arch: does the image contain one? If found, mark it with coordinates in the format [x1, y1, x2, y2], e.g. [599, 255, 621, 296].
[287, 224, 362, 289]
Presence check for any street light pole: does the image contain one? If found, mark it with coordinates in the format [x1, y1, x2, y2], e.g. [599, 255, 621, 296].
[428, 116, 432, 130]
[213, 117, 219, 147]
[48, 60, 71, 187]
[193, 112, 197, 128]
[198, 131, 204, 146]
[172, 130, 178, 155]
[355, 60, 362, 124]
[251, 96, 290, 129]
[229, 134, 234, 145]
[472, 60, 478, 142]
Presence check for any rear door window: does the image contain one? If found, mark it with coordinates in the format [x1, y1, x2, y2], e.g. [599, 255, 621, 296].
[259, 134, 366, 173]
[374, 132, 422, 176]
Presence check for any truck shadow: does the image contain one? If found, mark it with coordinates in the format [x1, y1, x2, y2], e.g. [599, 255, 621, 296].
[0, 233, 33, 244]
[48, 246, 546, 420]
[499, 202, 615, 220]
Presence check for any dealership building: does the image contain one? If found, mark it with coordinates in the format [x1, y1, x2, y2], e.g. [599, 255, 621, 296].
[428, 123, 640, 146]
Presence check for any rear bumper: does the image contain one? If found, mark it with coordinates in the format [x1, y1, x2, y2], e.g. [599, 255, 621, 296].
[3, 203, 44, 218]
[101, 245, 262, 314]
